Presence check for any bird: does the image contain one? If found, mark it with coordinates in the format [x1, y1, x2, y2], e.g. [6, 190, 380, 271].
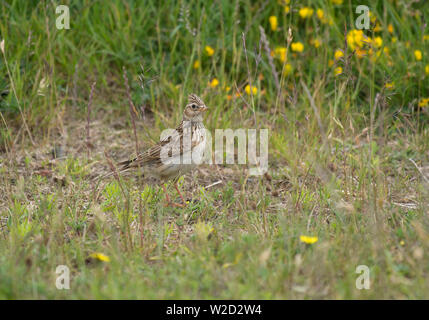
[107, 93, 208, 207]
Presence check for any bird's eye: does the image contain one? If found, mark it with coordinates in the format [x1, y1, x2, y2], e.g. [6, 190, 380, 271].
[191, 104, 197, 109]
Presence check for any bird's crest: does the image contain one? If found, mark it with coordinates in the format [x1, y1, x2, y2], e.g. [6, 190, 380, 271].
[188, 94, 204, 106]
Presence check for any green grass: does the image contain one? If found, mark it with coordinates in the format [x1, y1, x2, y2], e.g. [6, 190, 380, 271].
[0, 0, 428, 299]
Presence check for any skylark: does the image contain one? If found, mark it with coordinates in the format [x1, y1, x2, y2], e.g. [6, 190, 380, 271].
[111, 94, 208, 207]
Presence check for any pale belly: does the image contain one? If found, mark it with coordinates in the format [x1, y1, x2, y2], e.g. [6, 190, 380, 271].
[157, 135, 206, 181]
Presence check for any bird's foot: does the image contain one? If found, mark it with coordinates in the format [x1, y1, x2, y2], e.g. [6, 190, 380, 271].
[164, 201, 186, 208]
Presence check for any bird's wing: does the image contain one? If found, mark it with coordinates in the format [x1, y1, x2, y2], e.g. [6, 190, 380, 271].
[117, 121, 186, 171]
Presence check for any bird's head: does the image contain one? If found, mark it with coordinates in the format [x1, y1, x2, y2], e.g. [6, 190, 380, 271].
[183, 94, 208, 121]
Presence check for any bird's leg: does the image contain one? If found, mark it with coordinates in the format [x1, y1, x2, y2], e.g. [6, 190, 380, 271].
[162, 184, 172, 207]
[162, 184, 185, 208]
[174, 182, 187, 206]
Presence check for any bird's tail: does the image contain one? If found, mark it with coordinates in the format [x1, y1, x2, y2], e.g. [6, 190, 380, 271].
[93, 157, 139, 182]
[116, 158, 136, 171]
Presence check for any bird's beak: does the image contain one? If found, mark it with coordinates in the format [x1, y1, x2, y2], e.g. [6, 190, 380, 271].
[200, 105, 208, 112]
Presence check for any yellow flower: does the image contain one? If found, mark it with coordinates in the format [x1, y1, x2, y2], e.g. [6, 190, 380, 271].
[334, 66, 343, 76]
[334, 49, 344, 60]
[391, 37, 397, 44]
[387, 24, 394, 34]
[89, 252, 110, 262]
[355, 49, 367, 58]
[414, 50, 422, 61]
[291, 42, 304, 52]
[283, 63, 292, 75]
[400, 240, 405, 246]
[368, 10, 377, 23]
[424, 35, 429, 41]
[425, 64, 429, 75]
[374, 23, 382, 32]
[316, 9, 331, 24]
[274, 47, 287, 63]
[225, 86, 231, 92]
[284, 6, 290, 14]
[269, 16, 278, 31]
[375, 50, 384, 58]
[328, 59, 334, 67]
[311, 39, 321, 48]
[300, 235, 318, 244]
[372, 36, 383, 48]
[245, 84, 257, 95]
[299, 7, 314, 19]
[418, 98, 429, 108]
[346, 29, 365, 50]
[193, 60, 200, 69]
[205, 45, 214, 56]
[331, 0, 343, 4]
[385, 82, 394, 89]
[209, 78, 219, 88]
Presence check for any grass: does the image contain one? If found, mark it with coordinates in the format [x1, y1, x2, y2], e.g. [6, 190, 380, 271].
[0, 0, 428, 299]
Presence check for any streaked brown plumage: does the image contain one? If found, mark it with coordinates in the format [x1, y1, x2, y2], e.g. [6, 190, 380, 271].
[108, 94, 208, 207]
